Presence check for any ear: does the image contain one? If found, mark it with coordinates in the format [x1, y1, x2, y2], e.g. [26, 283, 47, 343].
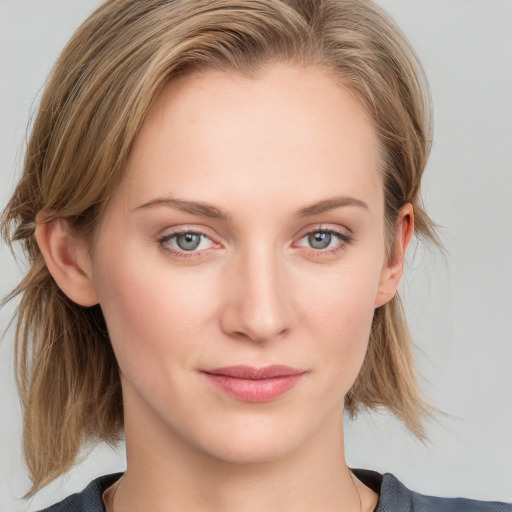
[35, 213, 99, 306]
[374, 203, 414, 308]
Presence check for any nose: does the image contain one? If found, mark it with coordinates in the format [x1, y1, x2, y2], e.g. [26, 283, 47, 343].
[220, 246, 295, 343]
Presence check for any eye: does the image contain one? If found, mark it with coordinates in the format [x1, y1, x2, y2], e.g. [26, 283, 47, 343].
[174, 232, 205, 251]
[158, 230, 217, 257]
[307, 231, 335, 250]
[295, 228, 352, 254]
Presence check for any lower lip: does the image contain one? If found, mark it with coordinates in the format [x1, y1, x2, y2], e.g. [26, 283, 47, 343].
[202, 373, 304, 402]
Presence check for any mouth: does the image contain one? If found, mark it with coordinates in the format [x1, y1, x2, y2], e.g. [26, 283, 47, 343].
[201, 365, 306, 402]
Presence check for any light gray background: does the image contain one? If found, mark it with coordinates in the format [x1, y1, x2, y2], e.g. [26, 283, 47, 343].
[1, 1, 511, 510]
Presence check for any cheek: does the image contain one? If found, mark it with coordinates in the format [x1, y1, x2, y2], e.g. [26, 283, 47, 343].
[320, 281, 375, 359]
[296, 254, 383, 388]
[91, 243, 219, 379]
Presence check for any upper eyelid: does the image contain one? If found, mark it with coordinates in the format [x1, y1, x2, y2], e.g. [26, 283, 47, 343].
[159, 225, 348, 236]
[159, 225, 218, 240]
[294, 224, 352, 240]
[295, 229, 351, 243]
[161, 230, 217, 247]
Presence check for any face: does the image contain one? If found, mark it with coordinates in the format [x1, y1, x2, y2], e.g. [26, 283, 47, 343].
[87, 63, 403, 464]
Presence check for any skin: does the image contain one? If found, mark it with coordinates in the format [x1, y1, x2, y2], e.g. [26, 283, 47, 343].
[37, 62, 413, 512]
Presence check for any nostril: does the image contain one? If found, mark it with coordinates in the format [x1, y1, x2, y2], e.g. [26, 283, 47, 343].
[219, 292, 293, 343]
[218, 252, 295, 342]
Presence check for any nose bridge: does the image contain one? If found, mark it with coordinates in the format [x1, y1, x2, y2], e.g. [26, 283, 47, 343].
[222, 241, 293, 342]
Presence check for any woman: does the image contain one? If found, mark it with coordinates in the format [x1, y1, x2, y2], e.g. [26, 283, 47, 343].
[1, 0, 509, 511]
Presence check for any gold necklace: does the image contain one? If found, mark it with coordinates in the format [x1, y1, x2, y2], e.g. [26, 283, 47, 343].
[350, 470, 363, 512]
[106, 475, 123, 512]
[107, 472, 362, 512]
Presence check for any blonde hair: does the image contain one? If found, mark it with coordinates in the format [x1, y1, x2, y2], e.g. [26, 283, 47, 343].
[1, 0, 439, 496]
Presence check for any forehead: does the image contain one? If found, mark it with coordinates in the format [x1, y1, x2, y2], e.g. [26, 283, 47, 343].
[120, 63, 382, 214]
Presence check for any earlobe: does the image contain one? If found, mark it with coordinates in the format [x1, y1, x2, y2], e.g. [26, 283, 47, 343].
[35, 214, 99, 306]
[374, 203, 414, 308]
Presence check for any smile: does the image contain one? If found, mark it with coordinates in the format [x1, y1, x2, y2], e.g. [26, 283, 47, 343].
[201, 365, 306, 402]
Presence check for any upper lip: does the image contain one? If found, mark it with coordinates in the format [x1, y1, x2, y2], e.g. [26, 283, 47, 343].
[203, 365, 305, 380]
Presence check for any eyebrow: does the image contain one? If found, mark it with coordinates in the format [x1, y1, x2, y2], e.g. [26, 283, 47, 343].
[297, 196, 368, 217]
[135, 197, 230, 220]
[135, 195, 368, 220]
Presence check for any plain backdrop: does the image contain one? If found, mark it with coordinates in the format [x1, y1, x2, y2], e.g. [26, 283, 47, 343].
[1, 1, 511, 510]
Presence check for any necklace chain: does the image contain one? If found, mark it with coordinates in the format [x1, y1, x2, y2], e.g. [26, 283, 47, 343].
[350, 470, 363, 512]
[108, 472, 362, 512]
[107, 475, 122, 512]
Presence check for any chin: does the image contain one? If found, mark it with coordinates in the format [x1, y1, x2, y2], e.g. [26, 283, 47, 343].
[198, 432, 302, 466]
[180, 408, 322, 466]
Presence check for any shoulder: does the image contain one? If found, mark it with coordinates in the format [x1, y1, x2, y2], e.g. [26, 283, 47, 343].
[33, 469, 511, 512]
[379, 472, 511, 512]
[353, 469, 511, 512]
[36, 473, 122, 512]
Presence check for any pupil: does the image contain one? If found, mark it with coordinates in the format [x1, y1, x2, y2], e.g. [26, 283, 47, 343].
[177, 233, 201, 250]
[308, 232, 331, 249]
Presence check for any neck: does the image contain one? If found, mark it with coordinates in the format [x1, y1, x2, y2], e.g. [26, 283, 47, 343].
[115, 385, 374, 512]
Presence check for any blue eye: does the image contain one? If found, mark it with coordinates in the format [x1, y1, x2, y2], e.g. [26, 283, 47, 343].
[308, 231, 333, 249]
[297, 229, 352, 253]
[175, 232, 202, 251]
[159, 231, 215, 256]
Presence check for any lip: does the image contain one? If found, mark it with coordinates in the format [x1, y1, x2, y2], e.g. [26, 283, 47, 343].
[201, 365, 306, 402]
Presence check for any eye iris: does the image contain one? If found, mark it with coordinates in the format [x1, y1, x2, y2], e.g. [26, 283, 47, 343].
[176, 233, 201, 251]
[308, 232, 331, 249]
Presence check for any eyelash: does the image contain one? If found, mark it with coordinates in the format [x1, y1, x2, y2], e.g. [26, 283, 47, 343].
[157, 227, 353, 259]
[296, 228, 353, 256]
[157, 229, 216, 259]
